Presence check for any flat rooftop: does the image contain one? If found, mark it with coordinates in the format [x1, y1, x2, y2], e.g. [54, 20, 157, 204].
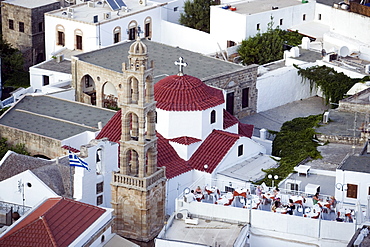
[0, 95, 116, 140]
[33, 58, 71, 74]
[228, 0, 305, 15]
[163, 218, 243, 246]
[218, 155, 278, 182]
[3, 0, 59, 8]
[76, 39, 250, 83]
[46, 0, 163, 24]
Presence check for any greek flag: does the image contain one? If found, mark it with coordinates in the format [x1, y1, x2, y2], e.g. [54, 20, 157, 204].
[69, 151, 89, 170]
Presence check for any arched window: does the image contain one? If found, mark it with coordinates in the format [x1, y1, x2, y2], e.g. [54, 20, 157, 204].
[113, 26, 121, 43]
[144, 17, 152, 40]
[210, 110, 216, 124]
[74, 29, 83, 50]
[128, 21, 137, 40]
[56, 25, 65, 46]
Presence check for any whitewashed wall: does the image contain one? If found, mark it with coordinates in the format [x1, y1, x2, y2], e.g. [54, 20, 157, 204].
[213, 137, 266, 173]
[160, 20, 219, 55]
[62, 131, 98, 152]
[45, 7, 163, 58]
[0, 170, 58, 208]
[256, 63, 319, 112]
[169, 141, 201, 161]
[73, 139, 119, 208]
[156, 104, 224, 140]
[30, 61, 72, 91]
[210, 1, 315, 51]
[336, 169, 370, 206]
[166, 170, 193, 215]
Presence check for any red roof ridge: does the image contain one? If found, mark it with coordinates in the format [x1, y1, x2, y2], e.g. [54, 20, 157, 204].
[41, 216, 58, 246]
[169, 136, 201, 145]
[214, 129, 241, 138]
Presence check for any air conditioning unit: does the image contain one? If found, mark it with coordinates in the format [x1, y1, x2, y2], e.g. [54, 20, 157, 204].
[67, 12, 73, 18]
[67, 7, 74, 13]
[88, 1, 95, 7]
[104, 12, 111, 19]
[175, 209, 188, 219]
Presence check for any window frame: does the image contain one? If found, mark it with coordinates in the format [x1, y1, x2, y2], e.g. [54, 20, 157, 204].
[346, 184, 358, 199]
[19, 22, 24, 32]
[238, 145, 243, 157]
[9, 19, 14, 30]
[210, 110, 216, 124]
[96, 182, 104, 194]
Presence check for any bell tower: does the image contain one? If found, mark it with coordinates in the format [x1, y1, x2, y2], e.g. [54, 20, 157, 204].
[111, 36, 166, 242]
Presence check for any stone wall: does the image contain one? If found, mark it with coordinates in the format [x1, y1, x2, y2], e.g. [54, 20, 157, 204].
[0, 125, 65, 159]
[1, 1, 60, 69]
[111, 178, 166, 242]
[204, 64, 258, 119]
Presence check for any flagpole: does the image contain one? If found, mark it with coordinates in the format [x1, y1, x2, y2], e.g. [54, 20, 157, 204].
[70, 165, 73, 199]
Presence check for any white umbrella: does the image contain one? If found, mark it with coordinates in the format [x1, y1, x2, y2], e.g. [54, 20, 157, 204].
[356, 200, 364, 225]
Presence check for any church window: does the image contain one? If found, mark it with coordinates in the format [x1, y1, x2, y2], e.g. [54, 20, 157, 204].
[19, 22, 24, 32]
[9, 19, 14, 30]
[238, 145, 243, 156]
[97, 195, 103, 205]
[96, 182, 103, 194]
[56, 25, 65, 46]
[144, 17, 152, 39]
[128, 21, 137, 40]
[318, 14, 322, 20]
[256, 23, 260, 30]
[75, 29, 83, 50]
[113, 26, 121, 43]
[346, 184, 357, 199]
[242, 88, 249, 108]
[43, 75, 50, 86]
[210, 110, 216, 124]
[85, 76, 93, 88]
[279, 19, 283, 26]
[303, 14, 306, 21]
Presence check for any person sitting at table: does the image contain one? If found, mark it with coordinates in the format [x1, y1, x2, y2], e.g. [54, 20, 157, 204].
[256, 186, 262, 198]
[273, 188, 281, 200]
[271, 199, 282, 212]
[287, 199, 296, 215]
[328, 196, 337, 212]
[195, 186, 202, 194]
[313, 192, 321, 205]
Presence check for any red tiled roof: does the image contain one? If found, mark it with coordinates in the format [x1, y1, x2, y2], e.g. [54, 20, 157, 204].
[96, 110, 121, 143]
[238, 122, 254, 139]
[0, 197, 106, 247]
[169, 136, 201, 145]
[157, 133, 192, 179]
[154, 75, 224, 111]
[61, 145, 80, 153]
[223, 109, 254, 138]
[223, 109, 238, 129]
[189, 130, 240, 173]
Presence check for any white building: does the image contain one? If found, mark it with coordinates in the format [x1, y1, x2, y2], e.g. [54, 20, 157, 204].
[44, 0, 184, 58]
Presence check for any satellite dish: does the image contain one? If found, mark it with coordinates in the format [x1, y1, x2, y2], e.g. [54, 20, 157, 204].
[321, 49, 327, 57]
[338, 46, 350, 57]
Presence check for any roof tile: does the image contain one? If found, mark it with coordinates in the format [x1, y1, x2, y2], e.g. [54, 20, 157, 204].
[169, 136, 201, 145]
[0, 198, 106, 247]
[154, 75, 224, 111]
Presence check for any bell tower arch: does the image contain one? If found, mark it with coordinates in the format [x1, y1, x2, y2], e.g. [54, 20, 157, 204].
[111, 35, 166, 242]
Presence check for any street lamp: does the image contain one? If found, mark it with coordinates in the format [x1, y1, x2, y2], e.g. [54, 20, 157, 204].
[336, 183, 347, 203]
[268, 174, 279, 188]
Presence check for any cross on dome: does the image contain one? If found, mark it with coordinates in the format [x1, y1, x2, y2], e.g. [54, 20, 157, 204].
[136, 26, 144, 40]
[174, 57, 188, 76]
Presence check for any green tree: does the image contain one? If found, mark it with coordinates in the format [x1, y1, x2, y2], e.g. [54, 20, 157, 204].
[179, 0, 216, 33]
[0, 137, 29, 160]
[0, 37, 29, 88]
[237, 19, 303, 65]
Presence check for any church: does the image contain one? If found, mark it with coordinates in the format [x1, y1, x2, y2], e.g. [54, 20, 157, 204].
[84, 36, 268, 241]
